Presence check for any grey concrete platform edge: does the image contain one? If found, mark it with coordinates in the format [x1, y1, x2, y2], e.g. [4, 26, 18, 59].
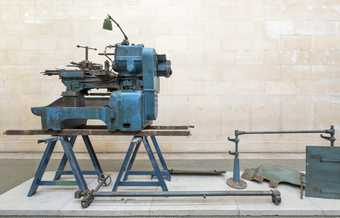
[1, 172, 340, 217]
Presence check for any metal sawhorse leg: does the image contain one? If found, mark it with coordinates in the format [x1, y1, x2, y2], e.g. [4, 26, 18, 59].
[27, 135, 104, 196]
[112, 135, 170, 191]
[53, 135, 104, 181]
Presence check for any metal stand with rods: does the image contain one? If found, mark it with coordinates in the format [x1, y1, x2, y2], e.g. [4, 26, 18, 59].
[76, 134, 281, 208]
[112, 135, 171, 192]
[4, 126, 282, 208]
[227, 125, 336, 189]
[27, 135, 107, 197]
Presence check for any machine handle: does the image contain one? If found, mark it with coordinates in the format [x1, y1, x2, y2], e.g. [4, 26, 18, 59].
[76, 45, 97, 61]
[311, 155, 340, 163]
[76, 45, 97, 51]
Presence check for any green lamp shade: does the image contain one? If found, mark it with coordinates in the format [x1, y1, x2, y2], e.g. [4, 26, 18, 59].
[103, 17, 113, 30]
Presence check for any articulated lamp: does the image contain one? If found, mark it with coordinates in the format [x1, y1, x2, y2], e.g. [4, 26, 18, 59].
[103, 15, 129, 45]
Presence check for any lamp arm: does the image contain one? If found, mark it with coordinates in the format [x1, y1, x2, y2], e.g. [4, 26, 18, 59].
[108, 15, 129, 44]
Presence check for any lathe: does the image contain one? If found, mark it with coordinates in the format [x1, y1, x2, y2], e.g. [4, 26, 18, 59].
[32, 15, 172, 131]
[4, 16, 281, 208]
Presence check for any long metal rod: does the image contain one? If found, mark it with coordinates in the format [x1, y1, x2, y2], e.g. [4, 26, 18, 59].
[93, 190, 274, 197]
[4, 129, 191, 136]
[234, 125, 335, 146]
[168, 169, 225, 176]
[79, 125, 194, 130]
[146, 125, 194, 130]
[81, 189, 281, 208]
[238, 129, 331, 135]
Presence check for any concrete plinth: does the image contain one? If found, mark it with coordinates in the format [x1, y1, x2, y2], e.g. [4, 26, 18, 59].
[0, 172, 339, 217]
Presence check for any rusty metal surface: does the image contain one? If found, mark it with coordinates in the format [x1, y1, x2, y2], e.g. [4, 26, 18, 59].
[4, 126, 192, 136]
[242, 164, 302, 188]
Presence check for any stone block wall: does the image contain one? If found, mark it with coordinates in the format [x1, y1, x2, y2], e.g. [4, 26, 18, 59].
[0, 0, 340, 157]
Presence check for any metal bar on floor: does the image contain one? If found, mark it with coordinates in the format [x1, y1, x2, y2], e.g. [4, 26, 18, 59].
[78, 189, 281, 208]
[94, 190, 278, 197]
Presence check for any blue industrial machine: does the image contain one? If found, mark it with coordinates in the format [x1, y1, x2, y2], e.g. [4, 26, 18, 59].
[32, 15, 172, 131]
[4, 16, 284, 208]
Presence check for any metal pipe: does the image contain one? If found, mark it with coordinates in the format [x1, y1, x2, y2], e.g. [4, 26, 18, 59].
[168, 169, 225, 176]
[80, 189, 281, 208]
[93, 190, 274, 197]
[235, 125, 335, 146]
[238, 130, 330, 135]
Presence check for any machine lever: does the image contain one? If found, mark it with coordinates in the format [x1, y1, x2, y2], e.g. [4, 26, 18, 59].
[76, 45, 97, 61]
[228, 150, 236, 156]
[227, 136, 239, 143]
[320, 133, 336, 147]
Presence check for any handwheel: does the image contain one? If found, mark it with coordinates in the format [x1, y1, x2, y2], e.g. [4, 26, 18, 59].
[272, 195, 281, 205]
[103, 176, 112, 187]
[81, 200, 89, 208]
[81, 194, 94, 209]
[97, 175, 112, 187]
[271, 190, 282, 205]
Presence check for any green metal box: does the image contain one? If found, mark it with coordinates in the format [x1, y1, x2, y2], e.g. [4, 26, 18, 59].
[306, 146, 340, 199]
